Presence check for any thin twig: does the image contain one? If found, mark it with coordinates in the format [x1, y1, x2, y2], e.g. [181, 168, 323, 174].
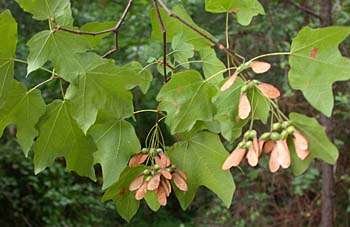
[286, 0, 321, 20]
[55, 0, 133, 58]
[157, 0, 239, 63]
[152, 0, 169, 82]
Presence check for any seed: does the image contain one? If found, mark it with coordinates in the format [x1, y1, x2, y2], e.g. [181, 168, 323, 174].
[245, 140, 253, 149]
[259, 132, 271, 141]
[270, 132, 281, 141]
[286, 126, 295, 135]
[272, 122, 282, 131]
[282, 121, 291, 128]
[280, 130, 289, 140]
[141, 148, 148, 154]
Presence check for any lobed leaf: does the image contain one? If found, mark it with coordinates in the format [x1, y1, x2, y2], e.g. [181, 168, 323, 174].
[288, 26, 350, 116]
[205, 0, 265, 26]
[16, 0, 73, 25]
[88, 112, 141, 190]
[26, 30, 90, 80]
[65, 53, 151, 133]
[157, 70, 216, 134]
[33, 100, 96, 180]
[0, 81, 46, 156]
[168, 132, 235, 210]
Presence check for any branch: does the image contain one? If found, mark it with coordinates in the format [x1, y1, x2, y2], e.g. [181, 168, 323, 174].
[156, 0, 238, 63]
[152, 0, 169, 82]
[286, 0, 321, 20]
[55, 0, 134, 57]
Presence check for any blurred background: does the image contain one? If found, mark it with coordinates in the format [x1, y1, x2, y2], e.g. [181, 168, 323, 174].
[0, 0, 349, 226]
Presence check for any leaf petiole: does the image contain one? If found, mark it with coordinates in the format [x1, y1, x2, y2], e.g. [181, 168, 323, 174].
[248, 52, 291, 62]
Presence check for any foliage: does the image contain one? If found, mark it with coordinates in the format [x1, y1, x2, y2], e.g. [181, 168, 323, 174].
[0, 0, 348, 223]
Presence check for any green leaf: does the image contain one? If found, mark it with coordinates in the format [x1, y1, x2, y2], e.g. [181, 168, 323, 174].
[200, 48, 226, 83]
[122, 61, 153, 94]
[0, 80, 46, 156]
[213, 78, 247, 142]
[80, 21, 115, 47]
[0, 10, 17, 102]
[205, 0, 265, 26]
[102, 166, 146, 222]
[157, 70, 216, 134]
[289, 26, 350, 116]
[249, 87, 270, 124]
[289, 112, 339, 176]
[144, 191, 161, 212]
[88, 112, 141, 190]
[168, 132, 235, 209]
[171, 32, 194, 69]
[15, 0, 73, 25]
[65, 53, 145, 133]
[150, 5, 214, 50]
[26, 30, 90, 81]
[33, 100, 96, 180]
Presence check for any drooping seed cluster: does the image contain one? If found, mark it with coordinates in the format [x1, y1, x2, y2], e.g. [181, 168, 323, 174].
[222, 121, 310, 172]
[128, 148, 188, 206]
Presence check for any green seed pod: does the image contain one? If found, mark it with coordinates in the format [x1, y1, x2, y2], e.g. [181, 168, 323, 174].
[141, 148, 148, 154]
[270, 132, 281, 141]
[156, 148, 163, 154]
[149, 148, 156, 155]
[143, 169, 151, 175]
[280, 130, 289, 140]
[244, 131, 252, 140]
[286, 126, 295, 135]
[245, 141, 253, 149]
[282, 121, 291, 128]
[166, 167, 173, 173]
[272, 122, 282, 131]
[259, 132, 271, 141]
[145, 176, 152, 182]
[154, 164, 160, 171]
[241, 85, 248, 93]
[249, 130, 257, 138]
[238, 141, 246, 148]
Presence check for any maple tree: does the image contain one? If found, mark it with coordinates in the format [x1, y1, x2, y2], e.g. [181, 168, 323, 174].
[0, 0, 345, 222]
